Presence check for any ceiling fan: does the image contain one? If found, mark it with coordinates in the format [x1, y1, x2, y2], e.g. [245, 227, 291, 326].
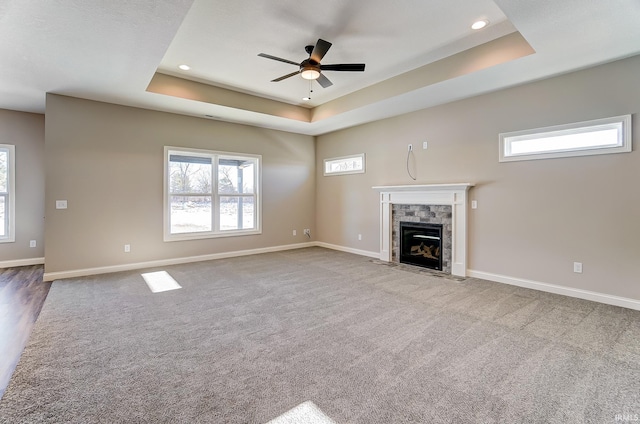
[258, 38, 365, 88]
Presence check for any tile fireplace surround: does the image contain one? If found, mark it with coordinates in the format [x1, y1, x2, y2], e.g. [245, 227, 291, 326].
[372, 184, 474, 277]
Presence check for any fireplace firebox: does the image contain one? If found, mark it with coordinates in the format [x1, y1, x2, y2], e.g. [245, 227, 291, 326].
[399, 222, 443, 271]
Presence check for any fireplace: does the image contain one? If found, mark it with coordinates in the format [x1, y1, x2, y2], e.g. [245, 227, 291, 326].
[392, 204, 452, 273]
[400, 222, 443, 270]
[373, 184, 474, 277]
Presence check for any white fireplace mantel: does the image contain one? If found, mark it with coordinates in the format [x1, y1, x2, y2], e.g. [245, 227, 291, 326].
[372, 183, 474, 277]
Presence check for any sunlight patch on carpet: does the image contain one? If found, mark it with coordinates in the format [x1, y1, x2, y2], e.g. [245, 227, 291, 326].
[141, 271, 182, 293]
[266, 401, 336, 424]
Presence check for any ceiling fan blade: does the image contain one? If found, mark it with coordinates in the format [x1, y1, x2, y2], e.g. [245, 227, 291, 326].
[258, 53, 300, 67]
[271, 71, 300, 82]
[316, 73, 333, 88]
[320, 63, 366, 72]
[310, 39, 332, 63]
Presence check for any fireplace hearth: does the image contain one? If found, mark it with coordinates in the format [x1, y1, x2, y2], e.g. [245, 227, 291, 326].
[400, 222, 443, 271]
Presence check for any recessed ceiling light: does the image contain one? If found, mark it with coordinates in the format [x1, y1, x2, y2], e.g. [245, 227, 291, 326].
[178, 64, 191, 71]
[471, 20, 489, 30]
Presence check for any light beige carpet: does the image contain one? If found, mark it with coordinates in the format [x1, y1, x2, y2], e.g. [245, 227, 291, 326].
[1, 247, 639, 423]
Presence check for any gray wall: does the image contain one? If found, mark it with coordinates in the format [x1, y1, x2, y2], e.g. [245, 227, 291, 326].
[45, 95, 315, 274]
[0, 109, 45, 264]
[316, 55, 640, 301]
[14, 55, 640, 303]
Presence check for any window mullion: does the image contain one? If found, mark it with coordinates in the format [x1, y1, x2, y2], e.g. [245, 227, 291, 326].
[213, 154, 219, 233]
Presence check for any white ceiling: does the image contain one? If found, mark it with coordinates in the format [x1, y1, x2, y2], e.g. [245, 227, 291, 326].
[158, 0, 511, 107]
[1, 0, 640, 136]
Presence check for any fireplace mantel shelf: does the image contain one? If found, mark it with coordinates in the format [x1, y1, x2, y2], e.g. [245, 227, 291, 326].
[373, 183, 474, 277]
[372, 183, 474, 192]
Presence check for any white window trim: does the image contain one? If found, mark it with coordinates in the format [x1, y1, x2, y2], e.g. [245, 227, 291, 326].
[499, 115, 632, 162]
[324, 153, 366, 176]
[163, 146, 262, 242]
[0, 144, 15, 243]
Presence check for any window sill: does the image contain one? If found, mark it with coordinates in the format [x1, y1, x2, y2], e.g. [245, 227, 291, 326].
[164, 229, 262, 242]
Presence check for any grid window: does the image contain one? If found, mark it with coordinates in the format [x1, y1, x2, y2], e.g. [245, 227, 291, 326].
[164, 147, 261, 241]
[0, 144, 15, 243]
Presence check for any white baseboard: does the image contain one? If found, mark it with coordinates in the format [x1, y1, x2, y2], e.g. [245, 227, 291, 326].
[467, 269, 640, 311]
[314, 242, 379, 259]
[0, 257, 45, 269]
[43, 242, 316, 282]
[42, 243, 639, 311]
[42, 241, 380, 282]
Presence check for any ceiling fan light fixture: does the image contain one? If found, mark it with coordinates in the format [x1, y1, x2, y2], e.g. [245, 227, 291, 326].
[258, 39, 363, 88]
[300, 67, 320, 80]
[471, 19, 489, 30]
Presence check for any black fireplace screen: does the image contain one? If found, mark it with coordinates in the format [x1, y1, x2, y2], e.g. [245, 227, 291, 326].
[399, 222, 443, 271]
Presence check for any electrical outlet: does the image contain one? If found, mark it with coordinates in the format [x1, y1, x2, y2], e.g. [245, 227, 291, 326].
[29, 240, 37, 248]
[303, 229, 311, 238]
[408, 144, 413, 152]
[471, 200, 478, 209]
[423, 141, 428, 149]
[293, 229, 297, 236]
[358, 234, 362, 241]
[124, 244, 131, 253]
[55, 200, 67, 209]
[573, 262, 582, 273]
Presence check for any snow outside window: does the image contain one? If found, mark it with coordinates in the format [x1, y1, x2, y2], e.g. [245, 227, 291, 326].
[0, 144, 15, 243]
[164, 147, 261, 241]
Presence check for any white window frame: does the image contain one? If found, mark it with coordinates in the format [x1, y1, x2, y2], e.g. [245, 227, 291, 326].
[164, 146, 261, 242]
[0, 144, 15, 243]
[499, 115, 632, 162]
[324, 153, 366, 176]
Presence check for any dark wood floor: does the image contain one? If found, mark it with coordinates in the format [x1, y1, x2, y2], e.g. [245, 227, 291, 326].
[0, 265, 50, 400]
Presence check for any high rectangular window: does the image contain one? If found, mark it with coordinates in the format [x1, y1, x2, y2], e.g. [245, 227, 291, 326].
[0, 144, 15, 243]
[164, 147, 261, 241]
[499, 115, 631, 162]
[324, 153, 365, 176]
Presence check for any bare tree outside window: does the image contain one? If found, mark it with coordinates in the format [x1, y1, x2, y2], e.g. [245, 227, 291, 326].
[0, 150, 7, 192]
[168, 157, 213, 234]
[0, 145, 14, 241]
[165, 148, 260, 240]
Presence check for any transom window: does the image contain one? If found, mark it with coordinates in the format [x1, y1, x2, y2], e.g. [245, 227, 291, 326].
[324, 153, 365, 176]
[0, 144, 15, 243]
[164, 147, 261, 241]
[499, 115, 631, 162]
